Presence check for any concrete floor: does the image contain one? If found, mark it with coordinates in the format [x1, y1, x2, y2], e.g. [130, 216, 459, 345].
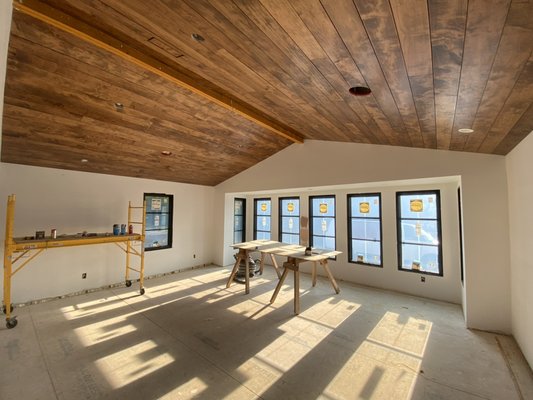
[1, 265, 532, 400]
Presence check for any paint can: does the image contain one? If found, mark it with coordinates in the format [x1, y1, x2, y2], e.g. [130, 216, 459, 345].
[128, 224, 133, 234]
[113, 224, 120, 235]
[51, 229, 57, 239]
[120, 224, 127, 235]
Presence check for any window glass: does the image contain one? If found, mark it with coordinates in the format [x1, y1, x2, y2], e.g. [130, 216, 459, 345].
[234, 198, 246, 243]
[279, 197, 300, 245]
[397, 191, 442, 275]
[309, 195, 336, 252]
[144, 193, 173, 251]
[254, 198, 271, 240]
[348, 194, 382, 266]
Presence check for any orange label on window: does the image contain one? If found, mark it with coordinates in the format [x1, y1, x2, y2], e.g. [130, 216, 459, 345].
[261, 203, 267, 212]
[319, 203, 328, 213]
[410, 199, 423, 212]
[287, 203, 294, 212]
[359, 202, 370, 213]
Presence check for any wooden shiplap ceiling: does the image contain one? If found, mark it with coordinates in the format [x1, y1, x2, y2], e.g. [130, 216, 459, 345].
[2, 0, 532, 185]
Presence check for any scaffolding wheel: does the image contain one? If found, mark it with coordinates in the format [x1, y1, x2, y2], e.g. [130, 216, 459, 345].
[2, 304, 14, 314]
[140, 288, 145, 295]
[125, 280, 132, 287]
[6, 318, 17, 329]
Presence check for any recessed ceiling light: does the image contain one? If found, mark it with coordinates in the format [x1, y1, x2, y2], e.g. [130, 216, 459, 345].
[349, 86, 372, 96]
[161, 150, 172, 156]
[81, 159, 88, 163]
[458, 128, 474, 133]
[191, 33, 205, 42]
[114, 102, 124, 111]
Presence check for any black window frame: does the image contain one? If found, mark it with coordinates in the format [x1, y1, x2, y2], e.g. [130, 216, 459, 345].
[396, 190, 443, 276]
[347, 193, 383, 267]
[144, 193, 173, 251]
[309, 195, 336, 255]
[278, 196, 300, 245]
[253, 198, 272, 240]
[233, 198, 246, 244]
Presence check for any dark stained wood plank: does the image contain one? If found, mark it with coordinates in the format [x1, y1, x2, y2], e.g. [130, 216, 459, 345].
[390, 0, 436, 148]
[464, 0, 533, 151]
[493, 103, 533, 154]
[13, 0, 305, 143]
[478, 55, 533, 153]
[449, 0, 512, 150]
[428, 0, 468, 150]
[353, 0, 425, 147]
[320, 0, 410, 146]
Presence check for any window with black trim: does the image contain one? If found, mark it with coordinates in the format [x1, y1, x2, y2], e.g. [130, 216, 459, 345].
[279, 197, 300, 244]
[144, 193, 173, 251]
[348, 193, 382, 266]
[254, 198, 271, 240]
[396, 190, 442, 275]
[234, 198, 246, 244]
[309, 195, 336, 251]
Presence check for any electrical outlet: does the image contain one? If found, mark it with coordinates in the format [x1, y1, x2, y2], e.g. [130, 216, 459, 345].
[82, 273, 87, 279]
[421, 276, 425, 283]
[193, 254, 196, 258]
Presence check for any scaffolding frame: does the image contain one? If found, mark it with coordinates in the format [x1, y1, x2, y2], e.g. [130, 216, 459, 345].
[2, 194, 146, 328]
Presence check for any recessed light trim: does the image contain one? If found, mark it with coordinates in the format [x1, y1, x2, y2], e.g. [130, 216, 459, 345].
[349, 86, 372, 96]
[458, 128, 474, 133]
[114, 102, 124, 111]
[161, 150, 172, 156]
[81, 159, 88, 163]
[191, 33, 205, 42]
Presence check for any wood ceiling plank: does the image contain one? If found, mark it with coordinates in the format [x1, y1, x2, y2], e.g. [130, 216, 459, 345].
[320, 0, 410, 146]
[288, 0, 391, 145]
[449, 0, 512, 150]
[478, 55, 533, 153]
[187, 0, 377, 143]
[389, 0, 436, 148]
[493, 103, 533, 154]
[12, 0, 305, 143]
[463, 1, 533, 151]
[353, 0, 424, 147]
[428, 0, 468, 150]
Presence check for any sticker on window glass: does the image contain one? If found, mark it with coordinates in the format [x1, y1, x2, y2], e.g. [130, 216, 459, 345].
[415, 223, 421, 236]
[151, 198, 162, 211]
[319, 203, 328, 213]
[321, 219, 327, 232]
[287, 202, 294, 212]
[154, 215, 160, 227]
[288, 218, 294, 230]
[357, 254, 364, 262]
[410, 199, 423, 212]
[374, 199, 378, 205]
[261, 203, 267, 212]
[412, 260, 421, 270]
[235, 203, 241, 214]
[262, 216, 267, 227]
[359, 202, 370, 213]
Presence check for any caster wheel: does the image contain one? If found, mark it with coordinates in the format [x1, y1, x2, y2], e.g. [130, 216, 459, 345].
[140, 288, 145, 295]
[2, 304, 14, 314]
[125, 280, 132, 287]
[6, 318, 17, 329]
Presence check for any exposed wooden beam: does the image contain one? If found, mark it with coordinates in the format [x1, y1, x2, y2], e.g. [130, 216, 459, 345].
[12, 0, 304, 144]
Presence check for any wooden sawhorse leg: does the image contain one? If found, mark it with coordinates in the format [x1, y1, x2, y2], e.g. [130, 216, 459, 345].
[226, 249, 251, 294]
[270, 258, 301, 314]
[320, 259, 340, 294]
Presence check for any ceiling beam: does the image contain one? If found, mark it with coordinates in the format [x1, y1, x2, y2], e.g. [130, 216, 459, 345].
[12, 0, 305, 144]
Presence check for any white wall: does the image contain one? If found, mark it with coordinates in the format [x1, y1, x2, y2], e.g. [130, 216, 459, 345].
[506, 132, 533, 368]
[0, 163, 215, 303]
[215, 140, 511, 333]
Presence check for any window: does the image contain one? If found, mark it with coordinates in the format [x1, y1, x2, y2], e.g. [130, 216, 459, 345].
[279, 197, 300, 244]
[309, 195, 336, 251]
[348, 193, 382, 266]
[254, 198, 271, 240]
[234, 198, 246, 244]
[396, 190, 442, 275]
[144, 193, 173, 251]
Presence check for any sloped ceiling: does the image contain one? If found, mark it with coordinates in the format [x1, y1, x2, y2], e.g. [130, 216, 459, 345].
[2, 0, 532, 185]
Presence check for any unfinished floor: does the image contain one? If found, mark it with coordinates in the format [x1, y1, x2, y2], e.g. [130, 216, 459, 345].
[1, 265, 532, 400]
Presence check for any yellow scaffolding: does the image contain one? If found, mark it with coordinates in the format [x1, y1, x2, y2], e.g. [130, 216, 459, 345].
[2, 194, 146, 329]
